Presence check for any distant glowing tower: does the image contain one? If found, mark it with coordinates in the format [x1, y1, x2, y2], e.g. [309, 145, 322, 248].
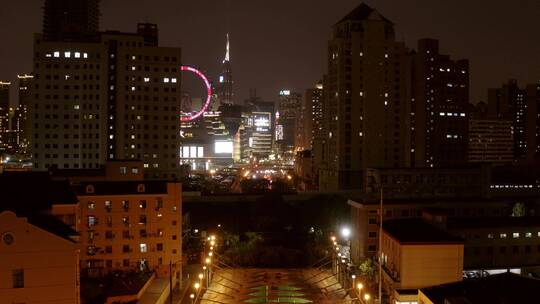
[218, 33, 233, 105]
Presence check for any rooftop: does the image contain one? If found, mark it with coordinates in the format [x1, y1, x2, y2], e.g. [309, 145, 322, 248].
[71, 181, 172, 196]
[337, 3, 392, 24]
[420, 272, 540, 304]
[383, 218, 463, 244]
[446, 216, 540, 229]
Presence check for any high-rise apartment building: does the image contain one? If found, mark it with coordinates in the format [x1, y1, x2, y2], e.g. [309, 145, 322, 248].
[9, 75, 34, 157]
[488, 80, 540, 162]
[526, 84, 540, 161]
[318, 4, 412, 190]
[296, 82, 323, 152]
[276, 90, 301, 155]
[31, 22, 182, 178]
[488, 80, 527, 159]
[468, 119, 514, 163]
[0, 82, 10, 153]
[411, 39, 469, 168]
[43, 0, 100, 42]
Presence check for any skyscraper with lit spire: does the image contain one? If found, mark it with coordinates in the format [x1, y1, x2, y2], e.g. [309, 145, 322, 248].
[218, 33, 234, 105]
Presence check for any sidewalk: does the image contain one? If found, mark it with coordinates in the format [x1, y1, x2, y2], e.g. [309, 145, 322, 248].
[139, 277, 170, 304]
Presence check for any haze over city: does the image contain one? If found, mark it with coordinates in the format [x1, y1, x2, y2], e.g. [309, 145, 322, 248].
[1, 0, 539, 103]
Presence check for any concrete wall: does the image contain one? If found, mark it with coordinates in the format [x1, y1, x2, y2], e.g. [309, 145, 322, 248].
[0, 211, 79, 304]
[400, 244, 463, 289]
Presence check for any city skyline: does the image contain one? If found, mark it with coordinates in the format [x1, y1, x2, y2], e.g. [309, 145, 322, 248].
[1, 0, 539, 104]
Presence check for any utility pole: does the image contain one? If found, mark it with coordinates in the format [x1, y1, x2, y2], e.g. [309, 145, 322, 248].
[378, 187, 383, 304]
[169, 261, 173, 304]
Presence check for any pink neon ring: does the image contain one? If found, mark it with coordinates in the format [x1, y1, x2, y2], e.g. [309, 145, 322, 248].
[180, 65, 213, 122]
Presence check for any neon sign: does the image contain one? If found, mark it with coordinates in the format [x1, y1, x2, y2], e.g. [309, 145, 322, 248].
[180, 66, 212, 122]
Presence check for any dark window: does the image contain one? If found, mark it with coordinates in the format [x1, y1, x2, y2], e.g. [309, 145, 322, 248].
[12, 269, 24, 288]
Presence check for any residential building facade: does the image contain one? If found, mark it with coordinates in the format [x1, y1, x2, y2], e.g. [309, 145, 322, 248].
[319, 3, 412, 191]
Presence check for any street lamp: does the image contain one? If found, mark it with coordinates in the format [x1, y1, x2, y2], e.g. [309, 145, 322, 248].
[341, 227, 351, 239]
[357, 283, 363, 303]
[364, 293, 371, 303]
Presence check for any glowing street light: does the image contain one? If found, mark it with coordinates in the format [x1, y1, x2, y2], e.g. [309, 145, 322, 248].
[357, 283, 363, 290]
[331, 236, 336, 242]
[198, 273, 204, 280]
[194, 282, 200, 290]
[341, 227, 351, 239]
[364, 294, 370, 301]
[205, 258, 211, 264]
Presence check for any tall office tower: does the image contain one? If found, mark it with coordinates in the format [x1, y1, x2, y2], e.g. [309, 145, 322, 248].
[43, 0, 100, 42]
[318, 4, 412, 191]
[0, 82, 10, 153]
[411, 39, 470, 168]
[526, 84, 540, 161]
[31, 23, 182, 179]
[488, 80, 528, 159]
[276, 90, 301, 155]
[296, 82, 323, 152]
[218, 33, 233, 105]
[243, 96, 274, 160]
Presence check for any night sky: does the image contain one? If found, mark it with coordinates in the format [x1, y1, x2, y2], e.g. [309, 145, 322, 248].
[1, 0, 539, 104]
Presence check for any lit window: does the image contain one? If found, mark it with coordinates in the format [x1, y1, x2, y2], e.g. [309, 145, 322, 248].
[131, 86, 136, 91]
[131, 66, 136, 71]
[131, 55, 136, 60]
[143, 163, 149, 168]
[64, 52, 71, 58]
[74, 105, 80, 110]
[140, 243, 147, 253]
[526, 232, 532, 238]
[513, 233, 520, 238]
[487, 233, 494, 239]
[500, 233, 507, 239]
[53, 51, 60, 58]
[163, 78, 170, 83]
[144, 77, 150, 82]
[171, 78, 177, 83]
[83, 53, 88, 58]
[74, 52, 81, 58]
[45, 53, 52, 58]
[197, 147, 204, 158]
[88, 215, 97, 227]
